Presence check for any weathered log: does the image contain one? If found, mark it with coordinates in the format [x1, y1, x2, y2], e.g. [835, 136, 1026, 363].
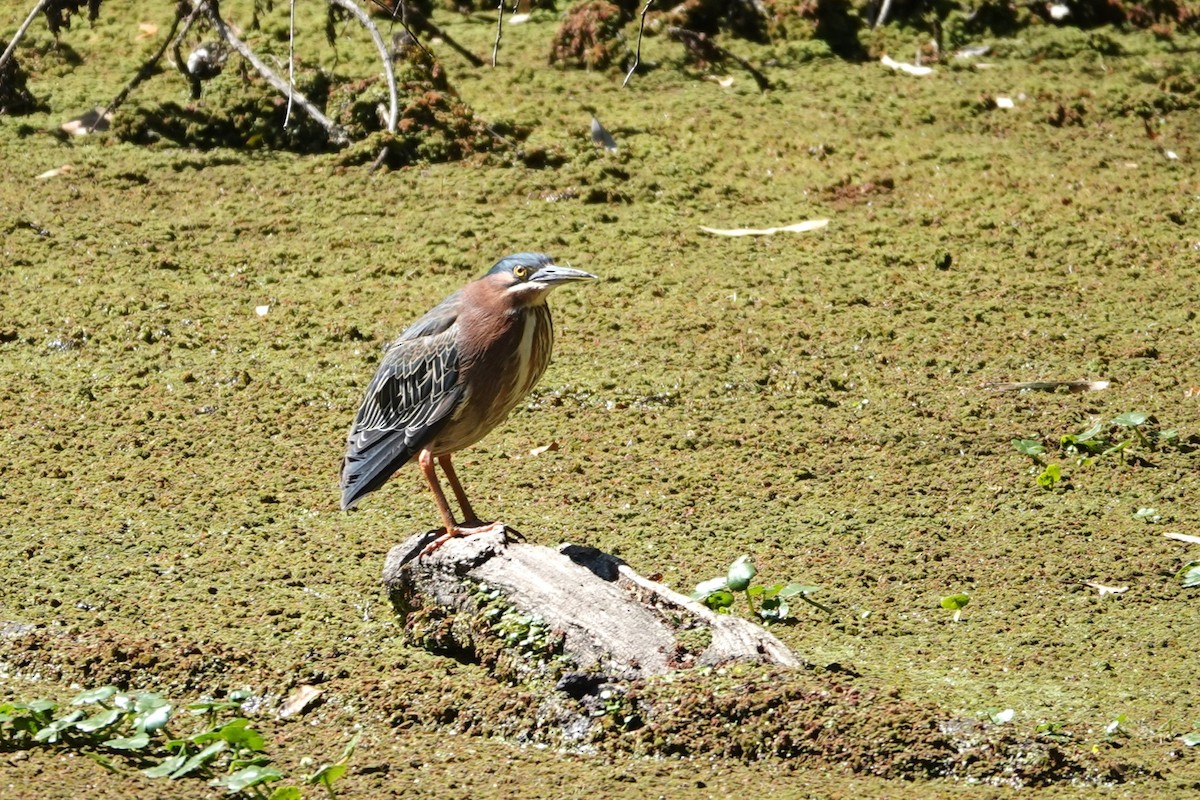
[382, 526, 801, 686]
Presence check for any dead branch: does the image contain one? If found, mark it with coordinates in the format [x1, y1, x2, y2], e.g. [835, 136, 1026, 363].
[622, 0, 654, 88]
[0, 0, 51, 76]
[668, 26, 771, 91]
[330, 0, 398, 133]
[191, 0, 349, 146]
[87, 2, 197, 133]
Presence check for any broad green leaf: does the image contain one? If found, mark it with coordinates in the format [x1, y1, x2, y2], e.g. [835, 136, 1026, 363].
[307, 762, 348, 785]
[940, 593, 970, 611]
[726, 555, 757, 592]
[217, 765, 283, 793]
[778, 583, 821, 598]
[33, 711, 84, 743]
[192, 718, 265, 752]
[1133, 507, 1160, 523]
[703, 590, 735, 612]
[143, 753, 188, 778]
[135, 703, 173, 734]
[74, 708, 123, 733]
[1113, 411, 1149, 427]
[1036, 463, 1062, 489]
[268, 787, 303, 800]
[1012, 438, 1045, 457]
[103, 732, 151, 750]
[1181, 732, 1200, 747]
[1178, 561, 1200, 589]
[170, 739, 227, 778]
[1158, 429, 1179, 444]
[690, 576, 729, 599]
[71, 686, 119, 706]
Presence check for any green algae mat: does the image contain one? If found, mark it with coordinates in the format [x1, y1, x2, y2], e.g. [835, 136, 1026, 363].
[3, 1, 1200, 797]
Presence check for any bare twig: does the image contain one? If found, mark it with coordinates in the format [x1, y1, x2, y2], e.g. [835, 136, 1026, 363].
[491, 0, 504, 67]
[874, 0, 894, 28]
[622, 0, 653, 88]
[668, 26, 771, 91]
[193, 0, 349, 145]
[285, 0, 297, 128]
[330, 0, 398, 133]
[87, 2, 196, 134]
[0, 0, 51, 75]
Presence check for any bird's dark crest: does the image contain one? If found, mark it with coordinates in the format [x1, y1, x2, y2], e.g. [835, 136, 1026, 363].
[485, 252, 555, 277]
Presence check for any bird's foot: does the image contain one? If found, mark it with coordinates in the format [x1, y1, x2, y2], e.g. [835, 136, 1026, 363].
[419, 520, 511, 558]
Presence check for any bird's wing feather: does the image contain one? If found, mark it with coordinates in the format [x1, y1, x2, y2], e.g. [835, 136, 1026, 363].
[340, 326, 462, 509]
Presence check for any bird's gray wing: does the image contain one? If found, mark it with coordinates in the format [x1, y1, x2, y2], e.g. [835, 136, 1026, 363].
[340, 327, 462, 509]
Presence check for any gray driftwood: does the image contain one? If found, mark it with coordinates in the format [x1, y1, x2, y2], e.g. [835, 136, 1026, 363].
[382, 526, 800, 682]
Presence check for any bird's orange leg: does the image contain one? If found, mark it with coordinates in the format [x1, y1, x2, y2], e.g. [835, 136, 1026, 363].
[418, 450, 505, 557]
[418, 449, 459, 532]
[437, 454, 481, 526]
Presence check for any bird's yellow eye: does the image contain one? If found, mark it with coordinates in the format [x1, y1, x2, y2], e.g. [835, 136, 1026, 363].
[512, 265, 529, 280]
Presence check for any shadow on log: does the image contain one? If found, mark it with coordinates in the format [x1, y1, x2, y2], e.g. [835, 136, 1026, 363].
[382, 527, 1119, 786]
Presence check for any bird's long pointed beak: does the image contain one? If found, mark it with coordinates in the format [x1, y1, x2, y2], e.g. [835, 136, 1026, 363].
[531, 264, 597, 285]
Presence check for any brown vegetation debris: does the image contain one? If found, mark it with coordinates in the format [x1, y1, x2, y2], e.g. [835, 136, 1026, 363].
[549, 0, 633, 70]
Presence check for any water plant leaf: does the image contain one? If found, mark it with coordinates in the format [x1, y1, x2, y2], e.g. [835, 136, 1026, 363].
[1178, 561, 1200, 588]
[71, 686, 119, 706]
[268, 787, 303, 800]
[135, 700, 173, 734]
[307, 762, 348, 786]
[1012, 438, 1045, 457]
[726, 555, 757, 591]
[940, 593, 970, 611]
[1113, 411, 1149, 427]
[217, 764, 284, 792]
[103, 732, 151, 750]
[192, 717, 265, 751]
[1036, 463, 1062, 489]
[690, 576, 728, 599]
[778, 583, 822, 598]
[170, 739, 227, 778]
[143, 753, 188, 778]
[74, 708, 123, 734]
[33, 710, 84, 743]
[1181, 732, 1200, 747]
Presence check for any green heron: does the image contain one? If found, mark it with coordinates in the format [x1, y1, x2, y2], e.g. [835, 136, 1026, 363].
[340, 252, 595, 551]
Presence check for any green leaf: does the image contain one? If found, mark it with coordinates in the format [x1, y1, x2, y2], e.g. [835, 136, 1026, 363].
[1178, 561, 1200, 589]
[1036, 463, 1062, 489]
[170, 739, 227, 778]
[339, 730, 363, 762]
[192, 718, 265, 752]
[1012, 438, 1045, 457]
[1158, 429, 1179, 444]
[778, 583, 821, 598]
[74, 708, 124, 734]
[71, 686, 119, 706]
[103, 732, 151, 751]
[33, 711, 84, 743]
[307, 762, 348, 786]
[143, 753, 188, 778]
[1133, 507, 1160, 523]
[1113, 411, 1149, 427]
[135, 702, 173, 734]
[1181, 732, 1200, 747]
[690, 576, 728, 600]
[268, 787, 303, 800]
[940, 593, 970, 611]
[701, 590, 735, 612]
[726, 555, 757, 592]
[216, 764, 283, 793]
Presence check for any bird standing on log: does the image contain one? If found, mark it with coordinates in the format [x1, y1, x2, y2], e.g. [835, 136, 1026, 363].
[340, 252, 595, 551]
